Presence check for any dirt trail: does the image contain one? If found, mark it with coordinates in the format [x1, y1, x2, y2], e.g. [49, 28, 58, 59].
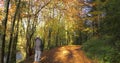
[23, 45, 96, 63]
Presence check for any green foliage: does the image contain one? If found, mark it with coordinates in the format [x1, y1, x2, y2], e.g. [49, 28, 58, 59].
[98, 0, 120, 62]
[82, 36, 115, 62]
[1, 0, 120, 62]
[82, 35, 120, 63]
[100, 0, 120, 36]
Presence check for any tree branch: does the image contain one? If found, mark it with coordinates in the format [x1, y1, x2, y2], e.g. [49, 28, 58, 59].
[34, 0, 52, 16]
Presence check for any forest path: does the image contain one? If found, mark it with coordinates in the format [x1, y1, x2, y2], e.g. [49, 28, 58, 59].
[22, 45, 96, 63]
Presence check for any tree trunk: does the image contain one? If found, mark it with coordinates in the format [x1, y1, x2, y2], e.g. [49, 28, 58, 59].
[55, 29, 59, 47]
[1, 0, 10, 63]
[10, 10, 20, 63]
[26, 19, 30, 58]
[47, 28, 52, 49]
[6, 0, 21, 63]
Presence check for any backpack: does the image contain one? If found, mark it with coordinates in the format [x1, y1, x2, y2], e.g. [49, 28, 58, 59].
[40, 41, 44, 52]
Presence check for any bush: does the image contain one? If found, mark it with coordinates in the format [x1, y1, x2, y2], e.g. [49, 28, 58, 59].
[82, 35, 114, 63]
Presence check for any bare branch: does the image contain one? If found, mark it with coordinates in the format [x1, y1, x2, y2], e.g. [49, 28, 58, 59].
[34, 0, 52, 16]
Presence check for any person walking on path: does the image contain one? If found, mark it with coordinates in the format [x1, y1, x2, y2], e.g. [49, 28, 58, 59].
[34, 37, 44, 62]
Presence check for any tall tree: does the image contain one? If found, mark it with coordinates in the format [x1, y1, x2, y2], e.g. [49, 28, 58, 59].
[1, 0, 10, 63]
[6, 0, 21, 63]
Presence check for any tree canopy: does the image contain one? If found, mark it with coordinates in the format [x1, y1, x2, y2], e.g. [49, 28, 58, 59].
[0, 0, 120, 63]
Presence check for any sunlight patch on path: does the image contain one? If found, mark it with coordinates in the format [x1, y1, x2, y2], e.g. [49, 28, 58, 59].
[23, 45, 97, 63]
[40, 45, 94, 63]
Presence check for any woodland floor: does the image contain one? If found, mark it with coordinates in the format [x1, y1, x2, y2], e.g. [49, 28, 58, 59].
[22, 45, 97, 63]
